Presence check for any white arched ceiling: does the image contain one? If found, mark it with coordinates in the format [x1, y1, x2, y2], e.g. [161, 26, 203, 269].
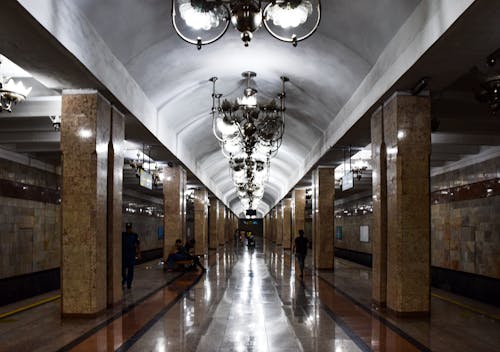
[18, 0, 475, 216]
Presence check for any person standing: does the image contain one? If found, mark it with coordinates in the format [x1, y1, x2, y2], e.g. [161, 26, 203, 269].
[122, 223, 140, 289]
[294, 229, 308, 279]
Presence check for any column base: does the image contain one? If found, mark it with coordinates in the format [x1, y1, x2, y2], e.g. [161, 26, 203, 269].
[62, 308, 106, 319]
[371, 300, 386, 309]
[387, 308, 430, 318]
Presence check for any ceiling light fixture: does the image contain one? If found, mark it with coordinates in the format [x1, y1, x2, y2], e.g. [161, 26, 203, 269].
[210, 71, 288, 212]
[172, 0, 321, 49]
[0, 59, 32, 112]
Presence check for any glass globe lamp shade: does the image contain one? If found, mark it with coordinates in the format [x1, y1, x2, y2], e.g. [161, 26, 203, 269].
[178, 0, 222, 30]
[266, 1, 313, 29]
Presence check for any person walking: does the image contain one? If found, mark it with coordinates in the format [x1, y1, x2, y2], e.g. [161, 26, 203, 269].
[122, 223, 140, 289]
[294, 229, 308, 279]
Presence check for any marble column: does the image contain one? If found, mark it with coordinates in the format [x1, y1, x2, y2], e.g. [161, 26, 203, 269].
[163, 165, 186, 257]
[193, 188, 208, 255]
[217, 202, 226, 246]
[385, 93, 431, 315]
[106, 106, 124, 307]
[276, 202, 284, 246]
[292, 189, 306, 239]
[371, 105, 388, 307]
[283, 198, 293, 250]
[208, 198, 219, 249]
[60, 90, 110, 316]
[312, 167, 335, 270]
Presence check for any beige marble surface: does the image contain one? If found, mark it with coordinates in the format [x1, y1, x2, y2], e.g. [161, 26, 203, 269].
[163, 166, 186, 255]
[107, 106, 124, 306]
[292, 189, 305, 239]
[208, 198, 219, 249]
[276, 203, 283, 246]
[216, 201, 225, 246]
[60, 92, 110, 315]
[193, 188, 208, 255]
[312, 168, 335, 270]
[384, 94, 431, 314]
[371, 106, 388, 306]
[282, 199, 293, 249]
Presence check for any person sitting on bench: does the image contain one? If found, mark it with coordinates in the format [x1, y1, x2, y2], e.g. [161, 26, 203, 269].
[166, 239, 184, 270]
[183, 239, 206, 272]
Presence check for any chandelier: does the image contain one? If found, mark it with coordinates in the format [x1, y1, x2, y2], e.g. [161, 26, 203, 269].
[210, 71, 288, 212]
[172, 0, 321, 49]
[0, 59, 32, 112]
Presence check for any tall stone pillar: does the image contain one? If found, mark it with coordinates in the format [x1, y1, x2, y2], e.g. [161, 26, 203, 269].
[312, 167, 335, 270]
[163, 165, 186, 257]
[371, 105, 388, 307]
[292, 189, 306, 239]
[276, 202, 283, 246]
[283, 199, 293, 250]
[208, 198, 219, 249]
[106, 106, 124, 307]
[385, 93, 431, 314]
[60, 90, 110, 316]
[193, 188, 208, 255]
[217, 202, 226, 246]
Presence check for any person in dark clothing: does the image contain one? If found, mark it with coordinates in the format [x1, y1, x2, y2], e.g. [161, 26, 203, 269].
[294, 229, 308, 279]
[183, 239, 206, 272]
[122, 223, 140, 289]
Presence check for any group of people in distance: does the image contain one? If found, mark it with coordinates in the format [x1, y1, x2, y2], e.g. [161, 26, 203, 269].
[165, 238, 206, 272]
[122, 222, 309, 290]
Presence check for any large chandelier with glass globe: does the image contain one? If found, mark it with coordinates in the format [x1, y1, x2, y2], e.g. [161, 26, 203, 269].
[210, 71, 288, 212]
[172, 0, 321, 49]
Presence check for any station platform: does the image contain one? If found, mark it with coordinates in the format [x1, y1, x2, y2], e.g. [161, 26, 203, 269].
[0, 243, 498, 352]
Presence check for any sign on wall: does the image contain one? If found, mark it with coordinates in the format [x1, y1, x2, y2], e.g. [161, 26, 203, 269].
[140, 169, 153, 190]
[342, 171, 354, 191]
[360, 225, 369, 242]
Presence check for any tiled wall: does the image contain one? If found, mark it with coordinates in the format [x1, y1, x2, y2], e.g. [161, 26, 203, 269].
[335, 212, 372, 254]
[335, 156, 499, 280]
[431, 156, 500, 280]
[0, 160, 61, 279]
[122, 213, 163, 252]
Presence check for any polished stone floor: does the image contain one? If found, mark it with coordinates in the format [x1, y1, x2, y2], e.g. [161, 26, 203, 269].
[0, 240, 499, 351]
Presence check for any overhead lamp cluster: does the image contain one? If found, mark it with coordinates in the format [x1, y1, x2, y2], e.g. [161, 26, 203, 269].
[210, 71, 288, 212]
[172, 0, 321, 49]
[0, 59, 32, 112]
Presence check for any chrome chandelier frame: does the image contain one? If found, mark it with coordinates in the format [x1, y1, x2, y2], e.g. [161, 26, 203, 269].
[210, 71, 288, 211]
[172, 0, 321, 49]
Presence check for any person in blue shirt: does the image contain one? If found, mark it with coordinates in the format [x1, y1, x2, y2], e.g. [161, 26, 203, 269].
[122, 223, 140, 289]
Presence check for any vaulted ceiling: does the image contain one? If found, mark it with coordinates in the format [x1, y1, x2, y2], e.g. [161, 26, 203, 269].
[3, 0, 493, 216]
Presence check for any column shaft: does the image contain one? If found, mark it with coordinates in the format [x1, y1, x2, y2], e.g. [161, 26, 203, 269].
[163, 166, 186, 257]
[193, 188, 208, 255]
[312, 168, 335, 270]
[385, 94, 431, 314]
[293, 189, 306, 238]
[61, 91, 109, 315]
[276, 203, 283, 246]
[208, 198, 219, 249]
[106, 106, 124, 307]
[283, 199, 293, 250]
[217, 202, 226, 246]
[371, 105, 388, 307]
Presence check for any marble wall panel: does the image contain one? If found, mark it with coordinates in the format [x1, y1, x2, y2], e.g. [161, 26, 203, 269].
[0, 158, 61, 280]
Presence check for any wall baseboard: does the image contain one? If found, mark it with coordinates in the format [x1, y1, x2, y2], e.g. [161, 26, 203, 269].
[0, 268, 60, 307]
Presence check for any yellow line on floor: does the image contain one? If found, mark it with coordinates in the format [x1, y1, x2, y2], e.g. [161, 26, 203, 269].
[431, 293, 500, 321]
[0, 294, 61, 320]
